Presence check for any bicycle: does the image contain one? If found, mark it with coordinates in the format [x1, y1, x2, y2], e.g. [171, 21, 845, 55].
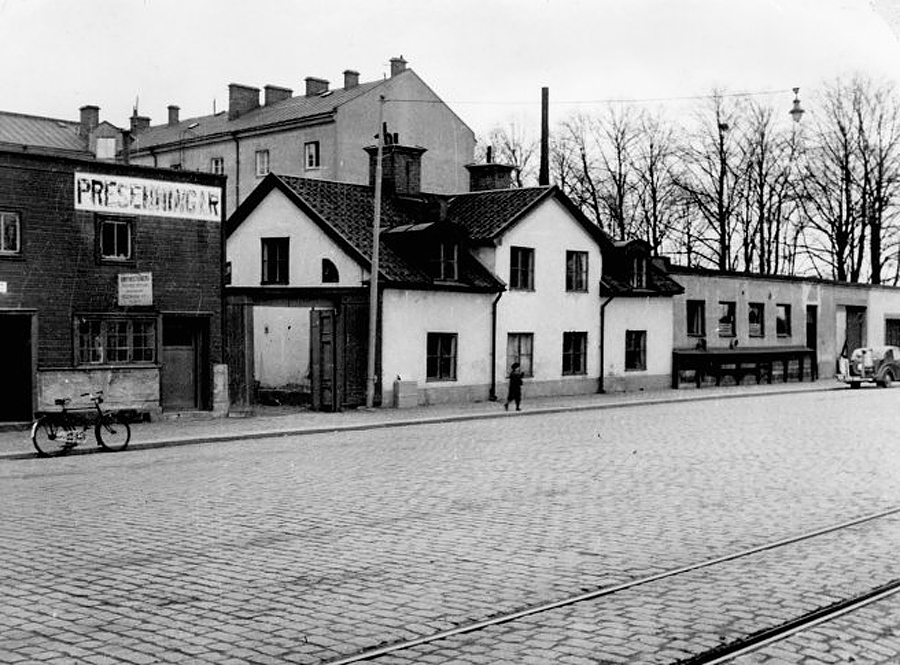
[31, 390, 131, 457]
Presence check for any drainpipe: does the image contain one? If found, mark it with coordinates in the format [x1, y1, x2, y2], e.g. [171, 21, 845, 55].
[489, 291, 504, 401]
[599, 295, 615, 393]
[231, 132, 241, 210]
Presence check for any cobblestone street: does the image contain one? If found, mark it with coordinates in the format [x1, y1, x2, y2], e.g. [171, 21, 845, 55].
[1, 387, 899, 663]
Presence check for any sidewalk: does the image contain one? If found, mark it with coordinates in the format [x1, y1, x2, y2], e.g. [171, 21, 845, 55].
[1, 379, 846, 461]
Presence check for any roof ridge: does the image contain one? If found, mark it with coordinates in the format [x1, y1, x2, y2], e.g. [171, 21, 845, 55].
[275, 173, 375, 191]
[0, 109, 79, 126]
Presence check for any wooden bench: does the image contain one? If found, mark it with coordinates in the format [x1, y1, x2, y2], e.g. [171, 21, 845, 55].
[672, 346, 816, 388]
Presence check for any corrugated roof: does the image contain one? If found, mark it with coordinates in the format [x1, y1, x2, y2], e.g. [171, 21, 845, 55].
[130, 79, 384, 151]
[0, 111, 89, 155]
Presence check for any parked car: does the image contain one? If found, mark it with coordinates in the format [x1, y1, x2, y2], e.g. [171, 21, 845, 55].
[837, 346, 900, 388]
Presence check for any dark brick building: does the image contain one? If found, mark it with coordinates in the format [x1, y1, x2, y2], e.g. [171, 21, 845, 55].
[0, 149, 227, 421]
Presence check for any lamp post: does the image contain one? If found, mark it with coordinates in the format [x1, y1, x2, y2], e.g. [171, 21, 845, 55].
[789, 87, 805, 123]
[365, 95, 386, 408]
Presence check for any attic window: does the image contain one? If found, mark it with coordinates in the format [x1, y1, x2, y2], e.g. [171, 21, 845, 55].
[321, 258, 339, 283]
[630, 255, 647, 289]
[432, 242, 458, 281]
[96, 137, 116, 160]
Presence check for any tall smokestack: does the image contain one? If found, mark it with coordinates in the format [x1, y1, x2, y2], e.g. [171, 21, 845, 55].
[539, 87, 549, 186]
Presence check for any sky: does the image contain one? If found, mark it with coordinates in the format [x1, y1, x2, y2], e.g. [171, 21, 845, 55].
[2, 0, 900, 138]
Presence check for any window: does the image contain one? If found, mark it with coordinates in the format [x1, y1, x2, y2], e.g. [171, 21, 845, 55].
[631, 256, 647, 288]
[304, 141, 321, 169]
[625, 330, 647, 371]
[748, 303, 765, 338]
[776, 304, 792, 337]
[687, 300, 705, 337]
[321, 258, 339, 283]
[562, 331, 587, 375]
[507, 333, 534, 377]
[718, 301, 736, 337]
[76, 317, 156, 365]
[261, 238, 289, 285]
[96, 137, 116, 160]
[566, 251, 588, 292]
[255, 149, 270, 177]
[210, 157, 225, 175]
[98, 216, 132, 261]
[426, 333, 457, 381]
[510, 246, 534, 290]
[0, 211, 20, 255]
[224, 261, 232, 286]
[432, 242, 458, 281]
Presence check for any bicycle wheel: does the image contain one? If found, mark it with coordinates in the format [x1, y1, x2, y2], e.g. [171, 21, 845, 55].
[95, 415, 130, 452]
[31, 417, 70, 457]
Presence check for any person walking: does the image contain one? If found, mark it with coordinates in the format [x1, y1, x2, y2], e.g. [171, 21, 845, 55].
[505, 362, 525, 411]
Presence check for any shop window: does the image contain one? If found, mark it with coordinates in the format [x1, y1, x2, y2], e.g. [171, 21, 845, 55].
[562, 331, 587, 375]
[432, 242, 458, 281]
[510, 246, 534, 290]
[625, 330, 647, 371]
[718, 301, 736, 337]
[687, 300, 705, 337]
[507, 333, 534, 377]
[0, 211, 20, 255]
[261, 237, 289, 285]
[777, 304, 792, 337]
[566, 250, 588, 292]
[76, 317, 156, 365]
[98, 216, 132, 261]
[426, 333, 457, 381]
[321, 258, 339, 283]
[749, 303, 765, 338]
[304, 141, 321, 170]
[255, 149, 270, 177]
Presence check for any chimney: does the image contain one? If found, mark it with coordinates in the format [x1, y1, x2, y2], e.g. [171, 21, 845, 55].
[343, 70, 360, 90]
[167, 105, 180, 126]
[365, 139, 427, 197]
[390, 56, 408, 77]
[465, 162, 516, 192]
[305, 77, 329, 96]
[264, 85, 293, 105]
[228, 83, 260, 120]
[79, 105, 100, 137]
[130, 113, 151, 134]
[539, 86, 550, 186]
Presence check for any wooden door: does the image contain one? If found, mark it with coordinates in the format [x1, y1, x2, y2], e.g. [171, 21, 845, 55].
[162, 317, 206, 411]
[310, 309, 336, 411]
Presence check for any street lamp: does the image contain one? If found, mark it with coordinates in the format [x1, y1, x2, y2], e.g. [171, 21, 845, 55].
[789, 87, 805, 123]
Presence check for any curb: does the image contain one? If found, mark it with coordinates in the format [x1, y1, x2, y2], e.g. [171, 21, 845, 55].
[3, 383, 844, 462]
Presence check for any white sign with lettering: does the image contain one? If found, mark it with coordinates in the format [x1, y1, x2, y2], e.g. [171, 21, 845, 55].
[118, 272, 153, 306]
[74, 173, 222, 222]
[0, 281, 7, 294]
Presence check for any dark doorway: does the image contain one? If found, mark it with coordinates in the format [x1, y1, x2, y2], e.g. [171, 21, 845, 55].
[845, 306, 866, 354]
[0, 313, 32, 421]
[805, 305, 818, 379]
[310, 309, 336, 411]
[161, 316, 208, 411]
[886, 318, 900, 347]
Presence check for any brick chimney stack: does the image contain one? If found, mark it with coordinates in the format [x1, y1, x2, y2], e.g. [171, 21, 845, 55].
[305, 77, 329, 96]
[130, 112, 151, 134]
[167, 105, 180, 126]
[264, 85, 293, 105]
[343, 70, 360, 90]
[228, 84, 260, 120]
[390, 56, 408, 77]
[79, 105, 99, 137]
[365, 138, 427, 197]
[465, 159, 516, 192]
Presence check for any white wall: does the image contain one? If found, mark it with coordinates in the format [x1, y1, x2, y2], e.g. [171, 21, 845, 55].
[253, 306, 311, 389]
[491, 197, 603, 395]
[866, 286, 900, 346]
[226, 188, 367, 287]
[604, 297, 673, 391]
[381, 289, 494, 403]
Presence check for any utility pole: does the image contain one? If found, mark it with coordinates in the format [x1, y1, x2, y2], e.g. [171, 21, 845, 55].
[366, 95, 386, 408]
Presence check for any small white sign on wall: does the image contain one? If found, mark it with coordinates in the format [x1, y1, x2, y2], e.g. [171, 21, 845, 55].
[118, 272, 153, 306]
[0, 281, 7, 294]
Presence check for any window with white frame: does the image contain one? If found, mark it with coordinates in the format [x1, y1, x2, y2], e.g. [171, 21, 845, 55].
[776, 304, 792, 337]
[631, 255, 647, 288]
[255, 149, 270, 177]
[304, 141, 320, 170]
[76, 317, 156, 365]
[98, 216, 132, 261]
[748, 302, 765, 338]
[507, 333, 534, 377]
[566, 250, 588, 292]
[210, 157, 225, 175]
[625, 330, 647, 371]
[261, 237, 289, 285]
[718, 301, 736, 337]
[0, 211, 20, 255]
[687, 300, 705, 337]
[510, 246, 535, 290]
[562, 331, 587, 375]
[426, 333, 457, 381]
[432, 242, 458, 281]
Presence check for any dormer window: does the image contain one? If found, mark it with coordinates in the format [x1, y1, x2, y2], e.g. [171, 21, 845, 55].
[433, 242, 458, 281]
[95, 137, 116, 160]
[322, 258, 339, 283]
[630, 255, 647, 289]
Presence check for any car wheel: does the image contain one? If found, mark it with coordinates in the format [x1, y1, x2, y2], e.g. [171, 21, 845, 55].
[882, 371, 894, 388]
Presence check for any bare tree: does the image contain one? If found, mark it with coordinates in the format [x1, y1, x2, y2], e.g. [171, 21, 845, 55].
[593, 105, 640, 240]
[555, 113, 605, 229]
[476, 120, 538, 187]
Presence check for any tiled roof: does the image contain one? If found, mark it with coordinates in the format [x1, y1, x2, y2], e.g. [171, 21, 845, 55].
[270, 175, 502, 291]
[129, 80, 384, 151]
[446, 187, 552, 240]
[0, 111, 90, 156]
